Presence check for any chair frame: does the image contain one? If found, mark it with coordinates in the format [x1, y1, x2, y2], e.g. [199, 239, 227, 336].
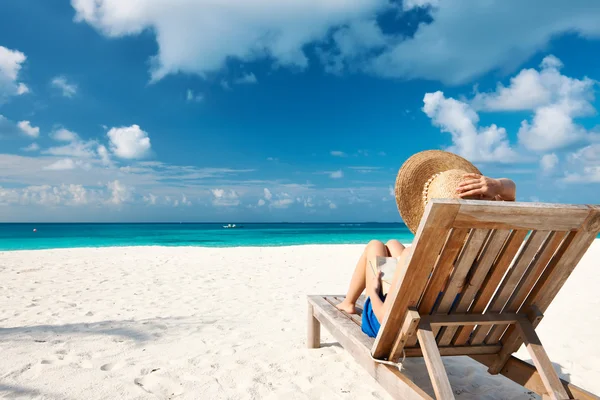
[307, 199, 600, 399]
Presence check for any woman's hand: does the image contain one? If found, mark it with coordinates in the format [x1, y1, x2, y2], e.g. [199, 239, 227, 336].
[456, 173, 503, 200]
[370, 270, 383, 298]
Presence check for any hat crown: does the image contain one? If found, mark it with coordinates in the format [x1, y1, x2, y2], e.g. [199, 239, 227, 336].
[423, 169, 467, 205]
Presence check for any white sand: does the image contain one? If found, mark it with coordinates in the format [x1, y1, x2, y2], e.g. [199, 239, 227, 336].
[0, 242, 598, 399]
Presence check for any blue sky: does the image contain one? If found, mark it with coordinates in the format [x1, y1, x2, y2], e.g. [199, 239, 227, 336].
[1, 0, 600, 222]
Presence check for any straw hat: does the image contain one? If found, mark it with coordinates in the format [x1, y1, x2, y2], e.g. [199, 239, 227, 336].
[395, 150, 481, 233]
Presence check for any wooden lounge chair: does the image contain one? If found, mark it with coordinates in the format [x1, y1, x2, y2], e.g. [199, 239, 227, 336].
[307, 199, 600, 399]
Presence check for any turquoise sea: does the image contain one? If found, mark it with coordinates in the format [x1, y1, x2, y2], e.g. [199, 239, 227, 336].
[0, 223, 414, 251]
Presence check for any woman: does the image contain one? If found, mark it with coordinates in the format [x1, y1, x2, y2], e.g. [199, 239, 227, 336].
[336, 150, 517, 338]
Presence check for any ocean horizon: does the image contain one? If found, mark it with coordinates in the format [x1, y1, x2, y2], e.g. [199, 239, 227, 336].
[0, 222, 414, 251]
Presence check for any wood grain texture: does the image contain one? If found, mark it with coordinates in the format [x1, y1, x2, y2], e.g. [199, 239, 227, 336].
[437, 230, 511, 346]
[432, 229, 489, 339]
[417, 321, 455, 400]
[372, 201, 460, 361]
[515, 317, 570, 399]
[308, 296, 433, 400]
[307, 303, 320, 348]
[471, 355, 599, 399]
[452, 230, 528, 345]
[453, 201, 590, 231]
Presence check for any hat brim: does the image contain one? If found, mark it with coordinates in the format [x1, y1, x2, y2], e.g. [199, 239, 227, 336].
[395, 150, 481, 234]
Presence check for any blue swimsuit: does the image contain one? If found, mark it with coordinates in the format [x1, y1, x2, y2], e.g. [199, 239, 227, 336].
[362, 292, 459, 338]
[361, 292, 386, 338]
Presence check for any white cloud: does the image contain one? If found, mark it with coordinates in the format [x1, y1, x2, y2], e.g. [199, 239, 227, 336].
[71, 0, 389, 80]
[97, 145, 112, 166]
[211, 188, 240, 206]
[43, 158, 91, 171]
[17, 83, 29, 95]
[330, 150, 346, 157]
[44, 159, 77, 171]
[257, 198, 266, 206]
[17, 121, 40, 138]
[263, 188, 273, 200]
[271, 198, 294, 208]
[181, 194, 192, 206]
[422, 91, 517, 163]
[144, 193, 158, 205]
[402, 0, 439, 10]
[329, 201, 337, 209]
[518, 105, 588, 152]
[0, 184, 90, 207]
[0, 46, 28, 99]
[540, 153, 559, 172]
[234, 73, 257, 84]
[51, 76, 78, 97]
[43, 140, 98, 158]
[388, 185, 394, 197]
[22, 143, 40, 152]
[50, 128, 79, 142]
[186, 89, 204, 102]
[470, 55, 596, 152]
[70, 0, 600, 88]
[330, 170, 343, 179]
[106, 180, 132, 205]
[107, 124, 151, 159]
[563, 144, 600, 183]
[366, 2, 600, 85]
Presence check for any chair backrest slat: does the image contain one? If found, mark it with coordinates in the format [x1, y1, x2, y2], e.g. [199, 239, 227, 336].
[436, 229, 511, 346]
[452, 230, 528, 346]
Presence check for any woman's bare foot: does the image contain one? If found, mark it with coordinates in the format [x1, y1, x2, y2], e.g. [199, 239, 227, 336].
[336, 300, 357, 314]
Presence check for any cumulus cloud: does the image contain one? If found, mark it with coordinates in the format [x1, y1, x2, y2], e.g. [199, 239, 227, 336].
[143, 193, 158, 205]
[422, 91, 517, 163]
[17, 121, 40, 138]
[211, 188, 240, 206]
[0, 46, 29, 99]
[540, 153, 559, 172]
[51, 76, 78, 97]
[263, 188, 273, 200]
[471, 55, 596, 152]
[106, 180, 132, 205]
[50, 128, 79, 142]
[70, 0, 600, 87]
[71, 0, 389, 80]
[107, 124, 151, 159]
[330, 151, 346, 157]
[366, 1, 600, 85]
[257, 198, 266, 206]
[97, 144, 112, 166]
[329, 201, 337, 209]
[563, 144, 600, 183]
[0, 184, 89, 207]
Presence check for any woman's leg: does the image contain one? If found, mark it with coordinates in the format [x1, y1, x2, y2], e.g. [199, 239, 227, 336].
[336, 240, 389, 314]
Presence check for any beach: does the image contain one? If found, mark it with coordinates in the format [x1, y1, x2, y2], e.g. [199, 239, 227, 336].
[1, 243, 599, 399]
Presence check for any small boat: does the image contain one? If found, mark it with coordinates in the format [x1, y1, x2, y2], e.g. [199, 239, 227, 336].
[223, 224, 243, 229]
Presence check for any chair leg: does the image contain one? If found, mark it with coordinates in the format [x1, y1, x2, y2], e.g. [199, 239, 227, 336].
[417, 321, 455, 400]
[516, 317, 571, 399]
[307, 302, 321, 349]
